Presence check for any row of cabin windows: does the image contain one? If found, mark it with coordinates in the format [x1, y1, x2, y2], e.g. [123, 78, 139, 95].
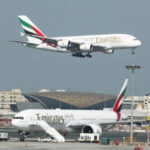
[13, 117, 24, 120]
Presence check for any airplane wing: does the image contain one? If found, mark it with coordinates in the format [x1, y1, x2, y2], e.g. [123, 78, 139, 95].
[101, 119, 145, 125]
[27, 34, 82, 49]
[27, 34, 108, 51]
[91, 44, 114, 53]
[66, 122, 84, 128]
[66, 120, 144, 130]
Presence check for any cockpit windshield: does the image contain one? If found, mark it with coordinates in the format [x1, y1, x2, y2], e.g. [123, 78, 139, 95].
[13, 116, 24, 120]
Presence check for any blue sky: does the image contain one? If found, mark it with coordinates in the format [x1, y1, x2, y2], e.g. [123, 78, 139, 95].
[0, 0, 149, 96]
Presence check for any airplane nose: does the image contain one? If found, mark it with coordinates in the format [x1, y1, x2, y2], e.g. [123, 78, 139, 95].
[136, 40, 142, 46]
[11, 119, 17, 127]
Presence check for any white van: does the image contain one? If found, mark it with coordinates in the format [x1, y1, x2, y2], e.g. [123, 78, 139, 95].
[0, 133, 8, 141]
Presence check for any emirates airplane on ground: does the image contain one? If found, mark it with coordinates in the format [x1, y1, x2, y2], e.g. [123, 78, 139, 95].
[11, 15, 141, 58]
[12, 79, 128, 142]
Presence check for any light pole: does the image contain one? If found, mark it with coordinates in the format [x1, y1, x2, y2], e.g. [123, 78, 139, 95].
[125, 64, 141, 144]
[59, 94, 61, 109]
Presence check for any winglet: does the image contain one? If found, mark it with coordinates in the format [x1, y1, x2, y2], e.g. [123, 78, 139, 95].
[113, 79, 128, 113]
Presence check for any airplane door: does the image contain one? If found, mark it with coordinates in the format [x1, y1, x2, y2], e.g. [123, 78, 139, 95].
[30, 115, 37, 125]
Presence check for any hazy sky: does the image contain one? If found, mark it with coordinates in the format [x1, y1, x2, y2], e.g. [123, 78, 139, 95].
[0, 0, 149, 96]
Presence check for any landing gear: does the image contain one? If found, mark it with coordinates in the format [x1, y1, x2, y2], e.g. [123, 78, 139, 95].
[132, 49, 135, 55]
[72, 53, 85, 58]
[18, 131, 25, 141]
[72, 53, 92, 58]
[18, 130, 29, 142]
[20, 135, 25, 142]
[85, 54, 92, 58]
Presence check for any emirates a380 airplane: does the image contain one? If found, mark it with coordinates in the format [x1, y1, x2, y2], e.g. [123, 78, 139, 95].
[12, 79, 128, 142]
[11, 15, 141, 58]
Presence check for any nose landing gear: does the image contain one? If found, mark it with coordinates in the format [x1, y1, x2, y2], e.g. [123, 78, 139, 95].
[18, 130, 30, 141]
[18, 130, 25, 141]
[132, 48, 135, 55]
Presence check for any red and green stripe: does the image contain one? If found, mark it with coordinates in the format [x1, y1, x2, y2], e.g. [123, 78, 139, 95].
[113, 87, 127, 112]
[19, 18, 44, 37]
[19, 18, 32, 29]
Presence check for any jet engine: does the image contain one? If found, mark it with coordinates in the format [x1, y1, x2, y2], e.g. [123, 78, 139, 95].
[82, 124, 102, 136]
[105, 49, 114, 54]
[57, 40, 70, 47]
[80, 44, 93, 51]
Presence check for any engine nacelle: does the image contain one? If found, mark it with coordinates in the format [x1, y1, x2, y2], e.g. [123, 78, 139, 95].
[82, 124, 102, 136]
[105, 49, 114, 54]
[80, 44, 92, 51]
[57, 40, 70, 47]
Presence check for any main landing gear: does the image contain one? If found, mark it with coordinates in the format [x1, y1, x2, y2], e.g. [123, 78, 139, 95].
[85, 53, 92, 58]
[72, 53, 85, 58]
[72, 53, 92, 58]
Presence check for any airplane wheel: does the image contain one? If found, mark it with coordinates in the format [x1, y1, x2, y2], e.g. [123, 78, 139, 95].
[72, 54, 85, 58]
[18, 130, 25, 141]
[20, 136, 25, 141]
[86, 54, 92, 58]
[132, 49, 135, 55]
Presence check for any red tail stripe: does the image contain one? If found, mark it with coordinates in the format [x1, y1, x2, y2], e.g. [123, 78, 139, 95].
[116, 112, 121, 121]
[30, 25, 56, 48]
[30, 25, 44, 37]
[113, 94, 121, 112]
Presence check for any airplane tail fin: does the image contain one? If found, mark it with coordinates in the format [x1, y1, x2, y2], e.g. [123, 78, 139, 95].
[18, 15, 45, 44]
[113, 79, 128, 113]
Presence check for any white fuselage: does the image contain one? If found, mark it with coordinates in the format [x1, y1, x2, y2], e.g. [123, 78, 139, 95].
[15, 15, 142, 56]
[12, 109, 126, 132]
[32, 34, 141, 53]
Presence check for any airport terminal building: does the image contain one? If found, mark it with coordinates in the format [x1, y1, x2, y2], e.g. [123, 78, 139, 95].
[0, 89, 116, 116]
[0, 89, 150, 118]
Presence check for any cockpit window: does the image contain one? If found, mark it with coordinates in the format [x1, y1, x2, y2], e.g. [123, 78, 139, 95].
[13, 116, 24, 120]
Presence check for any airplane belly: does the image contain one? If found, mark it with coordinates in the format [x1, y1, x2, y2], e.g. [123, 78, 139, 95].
[112, 42, 138, 49]
[28, 125, 42, 131]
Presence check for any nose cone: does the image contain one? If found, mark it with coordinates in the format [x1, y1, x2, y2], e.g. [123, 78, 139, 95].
[12, 118, 30, 130]
[136, 40, 142, 47]
[11, 119, 17, 127]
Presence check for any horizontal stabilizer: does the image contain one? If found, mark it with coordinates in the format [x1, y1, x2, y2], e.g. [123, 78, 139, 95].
[9, 40, 38, 47]
[20, 32, 25, 37]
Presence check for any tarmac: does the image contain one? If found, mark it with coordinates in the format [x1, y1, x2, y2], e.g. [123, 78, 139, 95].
[0, 141, 150, 150]
[0, 128, 150, 150]
[0, 128, 148, 142]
